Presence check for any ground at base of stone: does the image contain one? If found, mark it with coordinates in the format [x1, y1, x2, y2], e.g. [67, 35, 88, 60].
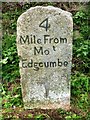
[2, 106, 87, 120]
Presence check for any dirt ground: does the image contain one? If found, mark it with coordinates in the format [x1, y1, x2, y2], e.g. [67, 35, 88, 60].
[2, 105, 87, 120]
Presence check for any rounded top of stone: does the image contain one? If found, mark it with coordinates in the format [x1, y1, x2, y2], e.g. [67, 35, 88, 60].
[17, 6, 72, 23]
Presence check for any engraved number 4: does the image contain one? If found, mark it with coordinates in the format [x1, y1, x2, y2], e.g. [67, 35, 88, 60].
[39, 18, 50, 31]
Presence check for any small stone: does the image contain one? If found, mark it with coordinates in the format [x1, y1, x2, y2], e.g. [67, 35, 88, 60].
[16, 6, 73, 110]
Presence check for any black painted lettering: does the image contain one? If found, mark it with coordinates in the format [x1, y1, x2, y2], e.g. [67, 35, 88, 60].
[58, 59, 62, 67]
[54, 38, 59, 43]
[49, 37, 53, 43]
[39, 62, 43, 67]
[39, 18, 50, 31]
[44, 62, 49, 68]
[34, 62, 39, 71]
[37, 39, 41, 44]
[28, 59, 33, 67]
[44, 35, 50, 44]
[64, 61, 68, 67]
[34, 47, 43, 55]
[20, 35, 29, 44]
[44, 49, 50, 55]
[22, 59, 27, 68]
[50, 62, 56, 67]
[30, 35, 33, 44]
[33, 35, 36, 44]
[53, 46, 56, 51]
[60, 38, 67, 43]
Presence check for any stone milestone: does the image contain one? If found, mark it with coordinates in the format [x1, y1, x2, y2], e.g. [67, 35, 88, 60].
[16, 6, 73, 110]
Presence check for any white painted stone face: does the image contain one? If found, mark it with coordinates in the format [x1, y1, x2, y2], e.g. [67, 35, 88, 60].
[16, 6, 73, 110]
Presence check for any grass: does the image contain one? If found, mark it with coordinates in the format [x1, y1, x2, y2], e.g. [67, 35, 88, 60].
[2, 2, 90, 120]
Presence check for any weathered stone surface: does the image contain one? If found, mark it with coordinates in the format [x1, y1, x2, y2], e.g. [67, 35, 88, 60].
[16, 6, 73, 110]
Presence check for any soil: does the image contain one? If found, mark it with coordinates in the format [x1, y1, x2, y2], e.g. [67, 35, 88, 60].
[2, 105, 87, 120]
